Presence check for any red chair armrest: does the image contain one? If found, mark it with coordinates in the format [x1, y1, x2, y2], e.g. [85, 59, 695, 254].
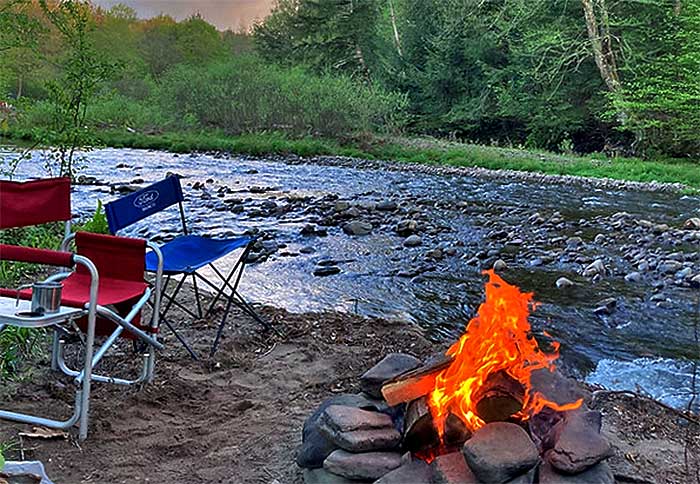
[0, 244, 74, 267]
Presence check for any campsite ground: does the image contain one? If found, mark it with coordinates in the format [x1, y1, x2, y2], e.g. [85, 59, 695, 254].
[0, 286, 698, 483]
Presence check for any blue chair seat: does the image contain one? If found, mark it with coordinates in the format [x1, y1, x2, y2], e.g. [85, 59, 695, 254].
[145, 234, 252, 274]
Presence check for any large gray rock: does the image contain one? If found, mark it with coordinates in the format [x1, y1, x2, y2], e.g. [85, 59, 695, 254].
[430, 452, 478, 484]
[303, 468, 363, 484]
[360, 353, 422, 399]
[546, 411, 613, 474]
[343, 221, 373, 236]
[318, 405, 401, 452]
[297, 394, 381, 469]
[462, 422, 539, 484]
[538, 461, 614, 484]
[374, 459, 431, 484]
[324, 450, 402, 481]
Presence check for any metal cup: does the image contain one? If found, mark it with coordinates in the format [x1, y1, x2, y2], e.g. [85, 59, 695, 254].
[16, 282, 62, 315]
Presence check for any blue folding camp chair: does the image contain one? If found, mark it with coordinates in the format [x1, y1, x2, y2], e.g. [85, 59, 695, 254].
[104, 176, 269, 359]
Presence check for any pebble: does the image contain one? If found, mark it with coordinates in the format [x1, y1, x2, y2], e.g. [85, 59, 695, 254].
[556, 277, 574, 289]
[624, 272, 641, 283]
[403, 235, 422, 247]
[493, 259, 508, 271]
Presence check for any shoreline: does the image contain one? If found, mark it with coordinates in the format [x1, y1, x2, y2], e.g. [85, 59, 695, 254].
[3, 130, 698, 193]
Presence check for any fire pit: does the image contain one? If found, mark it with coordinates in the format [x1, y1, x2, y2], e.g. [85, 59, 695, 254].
[297, 271, 615, 483]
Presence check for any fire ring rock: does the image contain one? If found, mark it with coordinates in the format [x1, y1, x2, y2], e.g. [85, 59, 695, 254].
[323, 449, 402, 481]
[462, 422, 540, 483]
[538, 461, 614, 484]
[430, 451, 478, 484]
[360, 353, 422, 399]
[318, 405, 401, 452]
[296, 394, 381, 469]
[545, 411, 613, 474]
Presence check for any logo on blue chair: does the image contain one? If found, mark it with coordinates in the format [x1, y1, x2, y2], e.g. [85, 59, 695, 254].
[134, 190, 160, 211]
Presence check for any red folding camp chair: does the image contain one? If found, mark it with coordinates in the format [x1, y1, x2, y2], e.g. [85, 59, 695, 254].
[0, 178, 164, 440]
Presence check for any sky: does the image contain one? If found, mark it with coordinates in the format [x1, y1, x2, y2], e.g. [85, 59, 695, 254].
[93, 0, 275, 31]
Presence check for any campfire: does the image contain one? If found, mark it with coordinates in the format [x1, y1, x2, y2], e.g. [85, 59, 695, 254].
[298, 271, 614, 483]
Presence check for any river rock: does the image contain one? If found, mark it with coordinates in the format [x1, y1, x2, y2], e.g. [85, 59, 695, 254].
[343, 221, 373, 236]
[684, 218, 700, 230]
[658, 260, 683, 274]
[593, 234, 606, 245]
[582, 260, 606, 277]
[303, 468, 360, 484]
[374, 459, 431, 484]
[566, 236, 583, 248]
[462, 422, 539, 483]
[395, 219, 419, 236]
[360, 353, 422, 398]
[538, 461, 614, 484]
[314, 266, 341, 277]
[692, 274, 700, 287]
[318, 405, 400, 452]
[376, 200, 398, 211]
[297, 394, 381, 469]
[593, 298, 616, 316]
[675, 267, 693, 280]
[334, 201, 351, 212]
[493, 259, 508, 271]
[403, 235, 423, 247]
[624, 271, 641, 283]
[431, 451, 478, 484]
[545, 411, 613, 474]
[324, 450, 402, 481]
[556, 277, 574, 289]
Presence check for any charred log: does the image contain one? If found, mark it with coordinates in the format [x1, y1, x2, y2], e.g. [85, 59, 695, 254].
[474, 370, 525, 424]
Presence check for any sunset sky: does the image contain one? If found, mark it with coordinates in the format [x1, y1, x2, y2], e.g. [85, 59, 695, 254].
[93, 0, 275, 31]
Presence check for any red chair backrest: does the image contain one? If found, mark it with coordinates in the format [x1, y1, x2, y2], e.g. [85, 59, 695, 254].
[0, 177, 71, 229]
[75, 232, 146, 282]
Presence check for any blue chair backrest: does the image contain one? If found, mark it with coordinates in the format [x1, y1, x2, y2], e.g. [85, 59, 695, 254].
[105, 176, 185, 234]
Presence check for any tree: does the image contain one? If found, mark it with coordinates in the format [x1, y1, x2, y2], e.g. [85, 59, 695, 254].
[38, 0, 116, 177]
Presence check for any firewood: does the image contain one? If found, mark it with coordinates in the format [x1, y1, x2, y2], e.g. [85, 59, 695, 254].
[403, 396, 439, 452]
[474, 370, 525, 423]
[381, 354, 454, 406]
[403, 396, 471, 452]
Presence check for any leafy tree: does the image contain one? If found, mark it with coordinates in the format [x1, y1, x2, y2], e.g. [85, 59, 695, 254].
[255, 0, 379, 78]
[37, 0, 116, 177]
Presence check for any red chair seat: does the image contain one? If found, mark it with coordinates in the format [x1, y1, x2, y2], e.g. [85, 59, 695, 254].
[60, 274, 148, 308]
[1, 275, 147, 308]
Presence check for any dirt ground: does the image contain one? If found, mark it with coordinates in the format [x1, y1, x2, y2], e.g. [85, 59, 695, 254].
[1, 286, 698, 484]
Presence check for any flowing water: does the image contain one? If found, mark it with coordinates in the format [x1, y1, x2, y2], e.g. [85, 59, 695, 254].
[2, 146, 699, 409]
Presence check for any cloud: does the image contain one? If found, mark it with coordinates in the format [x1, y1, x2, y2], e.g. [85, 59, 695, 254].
[93, 0, 274, 30]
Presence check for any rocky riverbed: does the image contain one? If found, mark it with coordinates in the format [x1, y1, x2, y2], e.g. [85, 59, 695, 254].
[4, 146, 700, 409]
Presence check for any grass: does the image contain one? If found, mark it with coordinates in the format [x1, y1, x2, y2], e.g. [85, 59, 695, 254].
[3, 128, 700, 191]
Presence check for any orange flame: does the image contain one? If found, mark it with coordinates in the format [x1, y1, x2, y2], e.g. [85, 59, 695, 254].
[428, 270, 582, 438]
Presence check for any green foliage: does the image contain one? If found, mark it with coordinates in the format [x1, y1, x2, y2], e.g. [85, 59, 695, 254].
[0, 224, 62, 288]
[32, 0, 117, 178]
[254, 0, 378, 78]
[75, 200, 109, 234]
[0, 326, 39, 378]
[157, 55, 406, 136]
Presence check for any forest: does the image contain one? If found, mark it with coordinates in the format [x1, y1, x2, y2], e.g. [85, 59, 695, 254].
[1, 0, 699, 162]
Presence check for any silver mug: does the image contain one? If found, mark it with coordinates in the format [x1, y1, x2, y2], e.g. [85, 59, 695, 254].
[16, 281, 62, 315]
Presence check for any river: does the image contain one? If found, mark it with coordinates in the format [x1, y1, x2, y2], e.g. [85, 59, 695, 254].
[2, 146, 699, 409]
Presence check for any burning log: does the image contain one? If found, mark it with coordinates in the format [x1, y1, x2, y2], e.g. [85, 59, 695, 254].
[403, 396, 471, 453]
[474, 370, 525, 424]
[381, 354, 454, 407]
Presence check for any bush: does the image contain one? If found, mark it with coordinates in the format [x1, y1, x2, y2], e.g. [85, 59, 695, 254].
[157, 55, 408, 137]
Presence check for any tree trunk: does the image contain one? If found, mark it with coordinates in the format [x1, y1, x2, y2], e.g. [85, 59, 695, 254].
[581, 0, 621, 93]
[388, 0, 403, 57]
